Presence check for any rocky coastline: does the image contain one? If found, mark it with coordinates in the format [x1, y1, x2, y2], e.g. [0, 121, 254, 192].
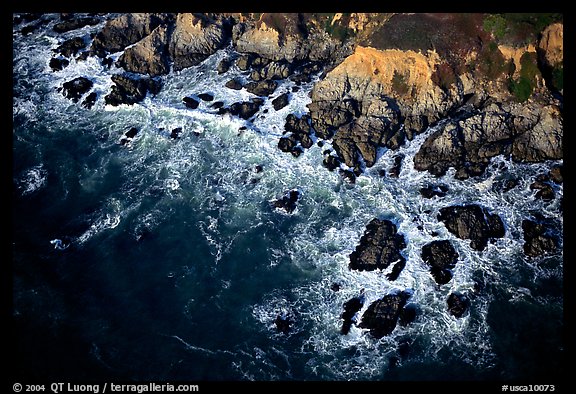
[14, 12, 563, 340]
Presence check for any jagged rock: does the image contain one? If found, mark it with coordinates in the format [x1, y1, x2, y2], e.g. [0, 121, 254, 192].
[168, 13, 230, 71]
[272, 188, 301, 214]
[414, 103, 562, 178]
[437, 204, 505, 251]
[117, 25, 170, 77]
[81, 92, 97, 109]
[216, 58, 231, 74]
[421, 240, 459, 284]
[278, 136, 297, 153]
[272, 92, 290, 111]
[120, 127, 138, 145]
[49, 57, 69, 72]
[447, 292, 469, 318]
[522, 219, 558, 257]
[60, 77, 93, 102]
[245, 79, 278, 96]
[104, 74, 162, 106]
[170, 127, 182, 139]
[55, 37, 87, 57]
[250, 60, 293, 81]
[420, 183, 449, 198]
[359, 290, 413, 338]
[91, 13, 166, 57]
[340, 290, 365, 335]
[227, 98, 264, 120]
[53, 16, 100, 33]
[233, 14, 352, 63]
[349, 218, 407, 280]
[388, 154, 404, 178]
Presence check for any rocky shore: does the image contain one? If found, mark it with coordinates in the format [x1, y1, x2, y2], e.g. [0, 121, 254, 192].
[16, 12, 563, 340]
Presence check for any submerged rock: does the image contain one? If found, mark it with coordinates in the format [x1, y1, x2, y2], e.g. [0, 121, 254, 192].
[437, 204, 505, 251]
[349, 218, 407, 280]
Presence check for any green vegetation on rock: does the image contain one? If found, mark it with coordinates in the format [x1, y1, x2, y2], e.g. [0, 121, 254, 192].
[509, 52, 540, 102]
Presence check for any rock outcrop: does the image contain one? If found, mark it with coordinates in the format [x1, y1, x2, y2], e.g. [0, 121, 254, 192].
[522, 219, 558, 257]
[349, 218, 406, 280]
[437, 204, 505, 251]
[421, 240, 459, 284]
[358, 290, 413, 338]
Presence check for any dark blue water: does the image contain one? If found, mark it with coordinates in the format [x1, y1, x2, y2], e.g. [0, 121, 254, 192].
[11, 13, 564, 382]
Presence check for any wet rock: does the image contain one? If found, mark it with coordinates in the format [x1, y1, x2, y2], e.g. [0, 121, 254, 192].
[170, 127, 183, 139]
[228, 98, 264, 120]
[447, 292, 469, 318]
[420, 183, 449, 198]
[60, 77, 93, 102]
[323, 154, 342, 172]
[225, 78, 243, 90]
[120, 127, 138, 145]
[349, 218, 407, 280]
[198, 93, 214, 102]
[522, 219, 558, 257]
[530, 180, 555, 201]
[274, 310, 295, 334]
[272, 92, 290, 111]
[549, 165, 563, 184]
[216, 58, 231, 74]
[183, 96, 199, 109]
[278, 136, 297, 153]
[104, 74, 162, 106]
[210, 101, 224, 109]
[55, 37, 87, 57]
[388, 154, 404, 178]
[437, 204, 505, 251]
[502, 178, 519, 192]
[49, 57, 69, 72]
[359, 290, 412, 338]
[53, 16, 100, 33]
[340, 290, 365, 335]
[421, 240, 459, 284]
[81, 92, 97, 109]
[245, 79, 278, 96]
[272, 188, 301, 214]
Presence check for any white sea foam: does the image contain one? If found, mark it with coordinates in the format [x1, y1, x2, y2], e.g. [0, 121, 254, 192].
[13, 18, 563, 380]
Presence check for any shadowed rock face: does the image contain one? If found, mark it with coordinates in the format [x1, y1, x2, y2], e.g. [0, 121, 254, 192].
[359, 291, 413, 338]
[421, 240, 459, 284]
[522, 219, 558, 257]
[447, 292, 469, 318]
[349, 219, 406, 281]
[437, 204, 505, 251]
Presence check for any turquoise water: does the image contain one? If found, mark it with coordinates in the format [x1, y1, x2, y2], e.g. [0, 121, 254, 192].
[12, 14, 564, 382]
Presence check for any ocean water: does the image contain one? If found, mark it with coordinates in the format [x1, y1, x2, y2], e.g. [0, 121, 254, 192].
[11, 14, 564, 382]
